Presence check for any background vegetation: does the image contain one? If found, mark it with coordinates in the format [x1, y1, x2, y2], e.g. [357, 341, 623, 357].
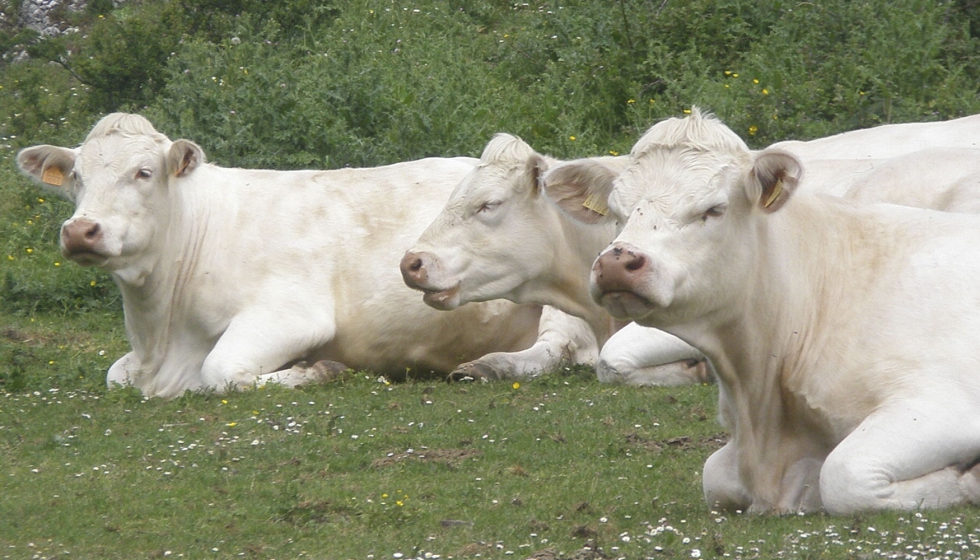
[1, 0, 979, 557]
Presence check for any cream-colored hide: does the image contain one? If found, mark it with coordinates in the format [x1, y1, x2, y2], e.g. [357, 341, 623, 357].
[17, 113, 588, 397]
[561, 109, 980, 514]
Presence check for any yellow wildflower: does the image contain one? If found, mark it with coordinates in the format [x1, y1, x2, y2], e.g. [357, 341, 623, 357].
[748, 125, 758, 135]
[512, 382, 520, 390]
[627, 99, 635, 104]
[569, 136, 576, 141]
[762, 89, 769, 95]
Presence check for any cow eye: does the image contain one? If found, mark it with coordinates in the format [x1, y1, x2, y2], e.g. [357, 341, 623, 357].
[477, 201, 501, 214]
[136, 168, 153, 180]
[702, 204, 726, 221]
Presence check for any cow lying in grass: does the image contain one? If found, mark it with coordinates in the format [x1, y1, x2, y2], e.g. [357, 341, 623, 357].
[401, 125, 980, 385]
[558, 108, 980, 514]
[17, 113, 594, 397]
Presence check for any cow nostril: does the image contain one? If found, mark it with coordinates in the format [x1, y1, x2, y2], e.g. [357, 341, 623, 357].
[625, 254, 646, 272]
[84, 223, 101, 240]
[408, 257, 423, 273]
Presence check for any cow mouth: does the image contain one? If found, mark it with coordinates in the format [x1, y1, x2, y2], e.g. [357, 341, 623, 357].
[421, 282, 462, 311]
[62, 248, 110, 267]
[596, 290, 655, 321]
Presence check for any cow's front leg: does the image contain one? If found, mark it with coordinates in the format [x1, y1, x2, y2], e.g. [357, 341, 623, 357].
[450, 307, 597, 381]
[200, 309, 338, 392]
[819, 393, 980, 514]
[597, 323, 712, 386]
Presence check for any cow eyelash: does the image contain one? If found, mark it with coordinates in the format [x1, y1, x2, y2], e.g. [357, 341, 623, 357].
[136, 168, 153, 180]
[701, 204, 726, 221]
[477, 201, 501, 214]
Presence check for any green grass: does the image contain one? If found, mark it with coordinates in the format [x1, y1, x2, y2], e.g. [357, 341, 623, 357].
[2, 319, 980, 559]
[2, 1, 980, 556]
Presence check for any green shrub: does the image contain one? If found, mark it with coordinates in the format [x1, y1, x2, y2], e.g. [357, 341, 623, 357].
[2, 0, 978, 325]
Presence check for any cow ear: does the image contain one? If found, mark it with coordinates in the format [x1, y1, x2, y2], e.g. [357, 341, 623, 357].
[525, 154, 550, 194]
[16, 145, 78, 200]
[542, 159, 619, 224]
[748, 149, 802, 214]
[167, 139, 206, 178]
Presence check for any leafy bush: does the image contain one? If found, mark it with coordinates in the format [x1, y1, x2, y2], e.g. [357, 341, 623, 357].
[1, 0, 978, 318]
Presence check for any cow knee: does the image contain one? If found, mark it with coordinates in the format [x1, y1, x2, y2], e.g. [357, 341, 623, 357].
[703, 445, 751, 512]
[818, 452, 888, 515]
[200, 360, 258, 391]
[107, 352, 141, 389]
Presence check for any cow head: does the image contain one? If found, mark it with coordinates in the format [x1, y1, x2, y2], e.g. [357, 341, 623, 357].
[548, 109, 802, 327]
[17, 113, 205, 277]
[401, 134, 621, 311]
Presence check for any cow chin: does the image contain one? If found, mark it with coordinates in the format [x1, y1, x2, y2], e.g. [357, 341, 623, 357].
[422, 283, 462, 311]
[598, 290, 657, 322]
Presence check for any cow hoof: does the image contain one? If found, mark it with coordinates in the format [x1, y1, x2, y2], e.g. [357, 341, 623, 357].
[448, 362, 497, 383]
[293, 360, 349, 383]
[307, 360, 350, 383]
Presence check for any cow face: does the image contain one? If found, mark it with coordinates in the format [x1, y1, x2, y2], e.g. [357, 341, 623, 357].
[17, 114, 204, 276]
[589, 112, 801, 328]
[401, 134, 562, 310]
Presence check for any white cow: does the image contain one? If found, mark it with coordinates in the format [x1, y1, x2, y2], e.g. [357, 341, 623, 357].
[560, 108, 980, 514]
[16, 113, 592, 398]
[401, 130, 980, 385]
[770, 113, 980, 159]
[400, 134, 712, 385]
[839, 148, 980, 211]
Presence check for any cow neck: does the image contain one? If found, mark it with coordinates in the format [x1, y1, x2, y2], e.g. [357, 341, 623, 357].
[536, 197, 618, 343]
[689, 195, 876, 508]
[115, 169, 219, 382]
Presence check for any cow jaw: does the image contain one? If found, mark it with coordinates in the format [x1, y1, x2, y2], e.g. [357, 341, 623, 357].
[421, 281, 462, 310]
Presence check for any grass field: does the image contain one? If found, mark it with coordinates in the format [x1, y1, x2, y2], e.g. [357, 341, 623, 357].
[2, 0, 980, 556]
[3, 128, 980, 559]
[3, 308, 980, 559]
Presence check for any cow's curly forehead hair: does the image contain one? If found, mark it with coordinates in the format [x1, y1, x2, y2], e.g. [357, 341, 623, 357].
[630, 107, 750, 161]
[478, 133, 536, 169]
[84, 113, 170, 145]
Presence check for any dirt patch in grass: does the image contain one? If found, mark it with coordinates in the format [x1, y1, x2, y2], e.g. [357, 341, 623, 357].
[625, 432, 728, 452]
[371, 447, 482, 468]
[276, 499, 357, 526]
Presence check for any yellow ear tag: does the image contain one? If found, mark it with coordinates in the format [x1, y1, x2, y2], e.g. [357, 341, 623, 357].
[582, 192, 609, 216]
[41, 166, 64, 187]
[764, 179, 783, 208]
